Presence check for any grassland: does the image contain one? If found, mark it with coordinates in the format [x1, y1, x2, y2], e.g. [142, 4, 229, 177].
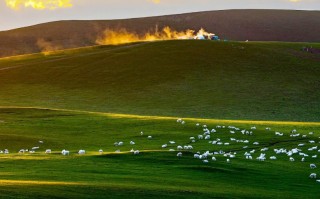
[0, 40, 319, 198]
[0, 107, 319, 198]
[0, 40, 319, 121]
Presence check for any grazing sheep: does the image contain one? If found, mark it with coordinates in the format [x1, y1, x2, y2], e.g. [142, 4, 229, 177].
[169, 141, 176, 144]
[257, 154, 266, 161]
[203, 160, 209, 163]
[289, 157, 295, 162]
[270, 156, 277, 160]
[310, 173, 317, 179]
[177, 146, 183, 150]
[99, 149, 103, 154]
[130, 141, 135, 145]
[212, 157, 217, 161]
[78, 150, 86, 155]
[45, 149, 52, 154]
[39, 141, 44, 144]
[226, 159, 230, 163]
[312, 155, 317, 159]
[140, 131, 144, 136]
[148, 136, 153, 139]
[310, 164, 317, 169]
[19, 149, 25, 154]
[134, 150, 140, 155]
[61, 150, 69, 156]
[4, 149, 9, 154]
[177, 152, 182, 157]
[32, 147, 39, 150]
[198, 135, 204, 140]
[162, 144, 168, 148]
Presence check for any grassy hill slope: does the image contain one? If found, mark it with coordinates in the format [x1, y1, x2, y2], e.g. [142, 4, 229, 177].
[0, 40, 319, 121]
[0, 9, 320, 57]
[0, 107, 319, 198]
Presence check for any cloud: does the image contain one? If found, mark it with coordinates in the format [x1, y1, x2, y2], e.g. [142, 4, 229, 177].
[5, 0, 73, 10]
[147, 0, 161, 4]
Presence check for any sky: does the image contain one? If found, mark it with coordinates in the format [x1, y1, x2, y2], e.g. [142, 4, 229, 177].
[0, 0, 319, 31]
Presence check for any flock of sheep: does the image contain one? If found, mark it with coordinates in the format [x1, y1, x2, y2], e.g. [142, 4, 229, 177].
[174, 119, 320, 183]
[1, 118, 319, 183]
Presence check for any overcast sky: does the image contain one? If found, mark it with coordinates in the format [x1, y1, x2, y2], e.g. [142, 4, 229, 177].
[0, 0, 319, 31]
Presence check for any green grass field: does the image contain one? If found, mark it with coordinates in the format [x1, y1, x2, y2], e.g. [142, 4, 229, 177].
[0, 40, 319, 198]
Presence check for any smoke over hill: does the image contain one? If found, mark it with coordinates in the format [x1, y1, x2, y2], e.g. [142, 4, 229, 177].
[0, 9, 319, 57]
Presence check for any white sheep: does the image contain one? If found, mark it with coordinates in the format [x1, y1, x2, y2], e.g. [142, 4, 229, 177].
[310, 173, 317, 179]
[78, 150, 86, 155]
[270, 156, 277, 160]
[61, 150, 69, 156]
[177, 152, 182, 157]
[289, 157, 295, 162]
[130, 141, 135, 145]
[19, 149, 25, 154]
[310, 164, 317, 169]
[134, 150, 140, 155]
[177, 146, 183, 150]
[148, 136, 153, 139]
[99, 149, 103, 154]
[45, 149, 52, 154]
[162, 144, 168, 148]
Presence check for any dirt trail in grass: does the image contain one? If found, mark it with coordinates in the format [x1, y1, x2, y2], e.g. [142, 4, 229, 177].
[0, 42, 147, 72]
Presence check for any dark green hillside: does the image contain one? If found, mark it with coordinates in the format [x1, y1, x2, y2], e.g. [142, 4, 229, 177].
[0, 40, 319, 121]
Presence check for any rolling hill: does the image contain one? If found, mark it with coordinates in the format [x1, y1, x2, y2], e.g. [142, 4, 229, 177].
[1, 9, 320, 57]
[0, 40, 319, 122]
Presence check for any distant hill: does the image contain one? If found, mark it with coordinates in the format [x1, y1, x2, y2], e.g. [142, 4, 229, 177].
[0, 9, 319, 58]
